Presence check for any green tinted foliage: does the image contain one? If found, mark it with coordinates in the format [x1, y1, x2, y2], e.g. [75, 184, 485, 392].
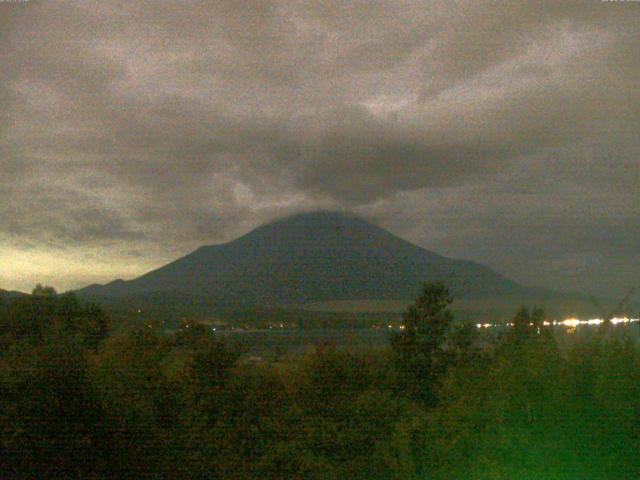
[90, 328, 178, 477]
[0, 290, 108, 349]
[424, 319, 640, 480]
[181, 335, 242, 411]
[391, 281, 459, 403]
[0, 333, 106, 479]
[1, 288, 639, 479]
[0, 290, 111, 478]
[511, 305, 546, 343]
[31, 284, 57, 297]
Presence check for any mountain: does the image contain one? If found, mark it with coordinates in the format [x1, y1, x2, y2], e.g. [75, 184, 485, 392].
[0, 289, 27, 300]
[76, 211, 595, 319]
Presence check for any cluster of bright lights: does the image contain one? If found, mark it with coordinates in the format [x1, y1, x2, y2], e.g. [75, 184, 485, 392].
[476, 317, 639, 329]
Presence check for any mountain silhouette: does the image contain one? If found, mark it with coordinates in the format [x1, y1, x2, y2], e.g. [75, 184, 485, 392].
[0, 289, 26, 299]
[76, 211, 553, 308]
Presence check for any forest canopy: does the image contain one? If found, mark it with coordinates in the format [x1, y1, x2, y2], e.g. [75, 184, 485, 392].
[1, 283, 639, 479]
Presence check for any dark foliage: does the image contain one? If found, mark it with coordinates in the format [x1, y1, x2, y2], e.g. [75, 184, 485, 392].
[1, 286, 639, 479]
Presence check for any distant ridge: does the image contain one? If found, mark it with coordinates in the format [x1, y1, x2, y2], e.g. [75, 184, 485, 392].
[0, 288, 27, 298]
[76, 211, 567, 311]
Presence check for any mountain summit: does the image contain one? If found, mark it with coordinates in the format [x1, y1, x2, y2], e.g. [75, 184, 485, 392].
[77, 211, 530, 306]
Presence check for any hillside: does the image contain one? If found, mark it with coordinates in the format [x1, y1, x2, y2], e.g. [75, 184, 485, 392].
[76, 211, 596, 319]
[0, 289, 27, 300]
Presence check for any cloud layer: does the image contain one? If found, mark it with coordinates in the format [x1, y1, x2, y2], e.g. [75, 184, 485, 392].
[1, 0, 638, 296]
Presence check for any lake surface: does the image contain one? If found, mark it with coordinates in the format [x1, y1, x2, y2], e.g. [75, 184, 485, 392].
[213, 322, 640, 359]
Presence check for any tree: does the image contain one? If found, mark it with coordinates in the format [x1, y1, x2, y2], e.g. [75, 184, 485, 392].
[512, 306, 547, 343]
[31, 284, 57, 297]
[90, 327, 176, 478]
[0, 329, 106, 478]
[391, 281, 455, 404]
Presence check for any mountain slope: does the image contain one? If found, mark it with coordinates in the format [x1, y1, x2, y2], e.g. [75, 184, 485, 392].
[0, 289, 27, 299]
[76, 211, 552, 307]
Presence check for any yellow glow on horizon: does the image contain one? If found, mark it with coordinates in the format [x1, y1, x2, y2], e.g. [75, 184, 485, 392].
[0, 247, 152, 292]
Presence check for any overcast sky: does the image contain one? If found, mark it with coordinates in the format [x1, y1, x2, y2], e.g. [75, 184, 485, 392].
[1, 0, 638, 296]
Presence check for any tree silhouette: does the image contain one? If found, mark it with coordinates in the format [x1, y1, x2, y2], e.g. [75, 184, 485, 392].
[31, 284, 57, 297]
[391, 281, 455, 404]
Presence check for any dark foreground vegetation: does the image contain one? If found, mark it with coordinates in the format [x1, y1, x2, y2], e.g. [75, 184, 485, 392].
[1, 283, 639, 479]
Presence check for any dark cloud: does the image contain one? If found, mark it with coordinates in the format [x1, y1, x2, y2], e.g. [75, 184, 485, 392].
[0, 0, 638, 294]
